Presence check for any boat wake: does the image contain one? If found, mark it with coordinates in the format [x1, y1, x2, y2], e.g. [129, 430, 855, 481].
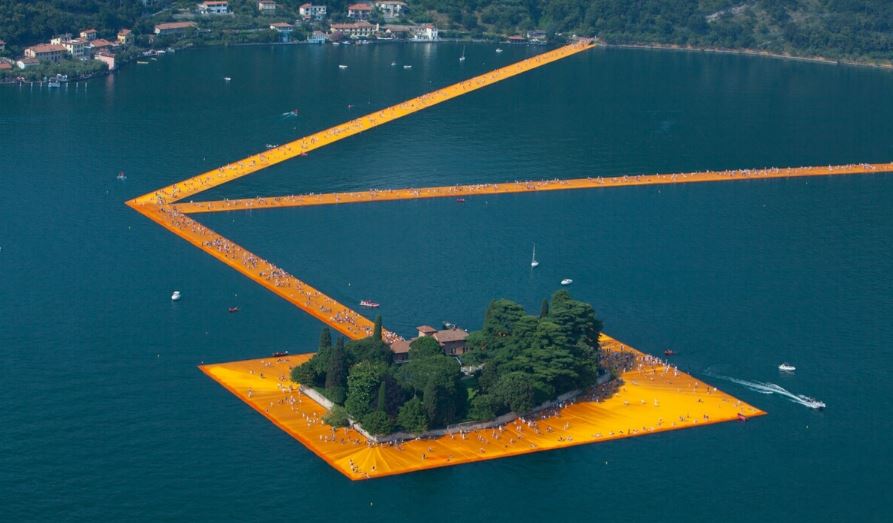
[706, 372, 826, 410]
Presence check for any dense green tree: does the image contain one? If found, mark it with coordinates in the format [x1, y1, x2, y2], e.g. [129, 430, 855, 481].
[540, 298, 550, 319]
[373, 314, 383, 340]
[361, 410, 395, 436]
[397, 396, 429, 433]
[344, 361, 387, 419]
[469, 393, 500, 421]
[323, 405, 350, 427]
[409, 336, 443, 359]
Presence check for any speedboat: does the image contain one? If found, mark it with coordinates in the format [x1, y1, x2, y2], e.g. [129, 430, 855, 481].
[390, 62, 397, 66]
[560, 278, 573, 286]
[228, 306, 239, 313]
[224, 77, 231, 81]
[496, 48, 503, 53]
[403, 65, 412, 69]
[801, 396, 826, 410]
[664, 349, 676, 356]
[265, 144, 278, 149]
[339, 64, 348, 69]
[456, 198, 465, 203]
[116, 171, 127, 181]
[778, 363, 796, 372]
[272, 350, 289, 357]
[171, 290, 181, 301]
[360, 299, 380, 308]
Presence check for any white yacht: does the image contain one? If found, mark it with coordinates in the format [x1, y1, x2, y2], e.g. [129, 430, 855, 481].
[338, 64, 348, 69]
[560, 278, 573, 286]
[778, 363, 796, 372]
[530, 244, 539, 268]
[171, 290, 182, 301]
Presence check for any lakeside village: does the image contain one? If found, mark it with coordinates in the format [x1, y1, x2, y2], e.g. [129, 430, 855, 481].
[0, 1, 551, 84]
[287, 291, 634, 440]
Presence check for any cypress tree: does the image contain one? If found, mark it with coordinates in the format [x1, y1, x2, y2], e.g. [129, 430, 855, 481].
[319, 327, 333, 351]
[376, 380, 388, 411]
[540, 298, 550, 318]
[373, 314, 383, 340]
[325, 336, 347, 403]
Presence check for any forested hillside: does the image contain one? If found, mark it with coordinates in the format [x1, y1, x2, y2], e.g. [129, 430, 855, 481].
[2, 0, 892, 63]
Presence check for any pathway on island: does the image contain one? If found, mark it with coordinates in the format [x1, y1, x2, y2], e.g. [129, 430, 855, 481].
[172, 162, 893, 214]
[200, 337, 765, 480]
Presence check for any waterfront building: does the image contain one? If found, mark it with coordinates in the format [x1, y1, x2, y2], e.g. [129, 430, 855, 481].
[307, 30, 327, 44]
[508, 35, 526, 43]
[391, 325, 470, 357]
[62, 38, 91, 60]
[526, 30, 547, 43]
[270, 22, 294, 42]
[375, 1, 406, 20]
[299, 3, 327, 20]
[80, 29, 97, 41]
[411, 23, 437, 40]
[94, 52, 116, 71]
[389, 339, 411, 363]
[117, 29, 133, 45]
[155, 22, 198, 36]
[330, 21, 376, 39]
[16, 57, 40, 69]
[197, 1, 229, 15]
[258, 0, 277, 14]
[24, 44, 66, 63]
[347, 3, 373, 19]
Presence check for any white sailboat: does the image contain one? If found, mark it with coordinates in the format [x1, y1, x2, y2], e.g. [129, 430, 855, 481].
[530, 244, 539, 268]
[459, 45, 466, 62]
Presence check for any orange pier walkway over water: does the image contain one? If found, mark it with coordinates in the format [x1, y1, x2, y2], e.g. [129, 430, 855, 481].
[173, 162, 893, 214]
[127, 40, 878, 479]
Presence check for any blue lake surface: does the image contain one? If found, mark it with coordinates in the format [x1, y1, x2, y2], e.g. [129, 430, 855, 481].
[1, 42, 891, 521]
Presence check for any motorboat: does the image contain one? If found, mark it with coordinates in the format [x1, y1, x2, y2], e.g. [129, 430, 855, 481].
[460, 45, 466, 62]
[778, 363, 796, 372]
[171, 290, 181, 301]
[137, 61, 149, 65]
[228, 306, 240, 313]
[530, 243, 539, 268]
[339, 64, 348, 69]
[116, 171, 127, 181]
[272, 350, 289, 357]
[265, 144, 278, 149]
[496, 48, 503, 53]
[403, 65, 412, 69]
[360, 299, 380, 308]
[456, 198, 465, 203]
[801, 396, 826, 410]
[560, 278, 573, 286]
[390, 61, 397, 66]
[664, 349, 676, 356]
[224, 76, 231, 81]
[737, 413, 748, 422]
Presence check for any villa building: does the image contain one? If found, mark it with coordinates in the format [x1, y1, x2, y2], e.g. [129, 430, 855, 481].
[50, 34, 73, 45]
[117, 29, 133, 45]
[197, 1, 229, 15]
[375, 1, 406, 20]
[90, 39, 115, 53]
[94, 52, 116, 71]
[307, 30, 327, 44]
[154, 22, 198, 36]
[411, 23, 438, 41]
[330, 21, 376, 39]
[347, 3, 373, 19]
[270, 22, 294, 42]
[24, 44, 66, 63]
[388, 325, 469, 362]
[299, 3, 327, 20]
[258, 0, 277, 14]
[80, 29, 97, 41]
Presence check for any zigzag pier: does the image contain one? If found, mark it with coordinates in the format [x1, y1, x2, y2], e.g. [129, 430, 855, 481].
[126, 39, 880, 479]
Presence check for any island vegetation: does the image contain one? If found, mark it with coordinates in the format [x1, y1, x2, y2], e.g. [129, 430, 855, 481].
[291, 290, 605, 436]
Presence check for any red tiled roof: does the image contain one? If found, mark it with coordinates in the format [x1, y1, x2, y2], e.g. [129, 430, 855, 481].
[28, 43, 67, 53]
[416, 325, 437, 334]
[91, 39, 114, 47]
[0, 62, 12, 70]
[348, 3, 373, 10]
[118, 29, 132, 35]
[433, 328, 468, 343]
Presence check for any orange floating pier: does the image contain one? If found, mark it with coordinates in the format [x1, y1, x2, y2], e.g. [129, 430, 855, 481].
[127, 40, 887, 479]
[200, 336, 764, 480]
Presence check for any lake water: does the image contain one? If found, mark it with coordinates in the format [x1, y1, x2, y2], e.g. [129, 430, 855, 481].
[2, 42, 892, 521]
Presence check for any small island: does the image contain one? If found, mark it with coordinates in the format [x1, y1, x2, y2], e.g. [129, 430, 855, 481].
[292, 290, 617, 438]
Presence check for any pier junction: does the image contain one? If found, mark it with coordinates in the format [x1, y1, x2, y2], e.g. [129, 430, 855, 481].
[129, 39, 890, 479]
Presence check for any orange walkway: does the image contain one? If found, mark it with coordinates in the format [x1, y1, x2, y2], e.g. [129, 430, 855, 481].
[200, 336, 765, 480]
[172, 162, 893, 214]
[127, 40, 594, 208]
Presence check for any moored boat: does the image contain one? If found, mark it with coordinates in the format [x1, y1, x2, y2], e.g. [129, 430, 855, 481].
[171, 290, 181, 301]
[560, 278, 573, 285]
[360, 299, 380, 308]
[778, 363, 796, 372]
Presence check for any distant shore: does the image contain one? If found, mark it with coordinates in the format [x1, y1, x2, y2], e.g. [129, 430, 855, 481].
[607, 41, 893, 71]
